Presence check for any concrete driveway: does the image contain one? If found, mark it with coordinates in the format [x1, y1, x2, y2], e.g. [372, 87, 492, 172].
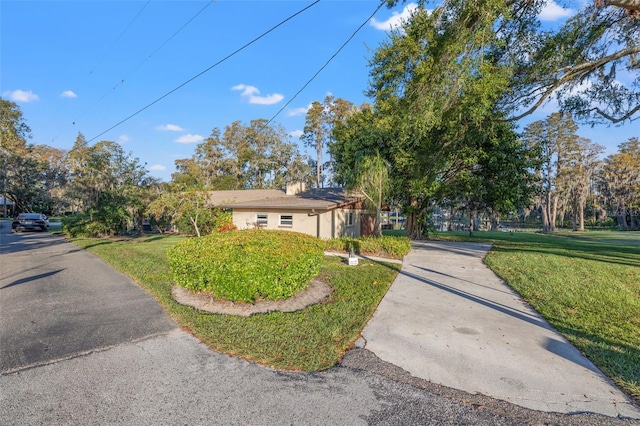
[1, 225, 638, 424]
[360, 240, 640, 419]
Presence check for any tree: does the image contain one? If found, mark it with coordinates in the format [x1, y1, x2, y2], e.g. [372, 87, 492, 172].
[601, 0, 640, 12]
[148, 186, 226, 237]
[323, 95, 354, 186]
[447, 120, 541, 235]
[301, 101, 325, 188]
[1, 97, 31, 215]
[384, 0, 640, 125]
[565, 137, 604, 231]
[522, 113, 580, 232]
[597, 137, 640, 229]
[63, 135, 154, 236]
[351, 153, 390, 237]
[27, 144, 68, 213]
[301, 95, 354, 188]
[363, 2, 515, 238]
[172, 119, 311, 190]
[505, 2, 640, 125]
[0, 97, 31, 153]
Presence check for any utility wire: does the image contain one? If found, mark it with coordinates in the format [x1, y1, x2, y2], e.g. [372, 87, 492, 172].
[265, 1, 385, 127]
[89, 0, 151, 75]
[88, 0, 320, 143]
[113, 0, 214, 91]
[51, 0, 213, 143]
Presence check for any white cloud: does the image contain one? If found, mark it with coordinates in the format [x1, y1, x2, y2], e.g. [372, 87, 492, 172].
[288, 105, 311, 117]
[371, 3, 418, 31]
[118, 135, 130, 143]
[156, 123, 184, 131]
[3, 89, 39, 103]
[289, 130, 304, 138]
[539, 0, 574, 21]
[232, 84, 284, 105]
[60, 90, 77, 98]
[148, 164, 166, 171]
[175, 134, 204, 144]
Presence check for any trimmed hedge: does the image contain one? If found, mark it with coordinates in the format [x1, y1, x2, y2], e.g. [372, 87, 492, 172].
[168, 230, 324, 303]
[325, 235, 411, 259]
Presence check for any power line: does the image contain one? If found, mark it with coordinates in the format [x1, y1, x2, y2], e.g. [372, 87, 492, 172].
[113, 0, 214, 91]
[89, 0, 151, 76]
[266, 1, 385, 127]
[88, 0, 320, 143]
[51, 1, 214, 144]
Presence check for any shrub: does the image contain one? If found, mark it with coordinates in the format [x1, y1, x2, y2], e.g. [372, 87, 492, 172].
[62, 213, 91, 237]
[325, 235, 411, 259]
[212, 210, 237, 233]
[168, 230, 324, 303]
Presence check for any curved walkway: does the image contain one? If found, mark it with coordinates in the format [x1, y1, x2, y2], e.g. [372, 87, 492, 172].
[360, 240, 640, 419]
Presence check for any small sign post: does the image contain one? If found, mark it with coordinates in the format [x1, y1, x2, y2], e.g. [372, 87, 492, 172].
[348, 247, 358, 266]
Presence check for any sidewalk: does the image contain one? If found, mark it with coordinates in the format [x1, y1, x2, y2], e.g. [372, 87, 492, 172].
[360, 240, 640, 419]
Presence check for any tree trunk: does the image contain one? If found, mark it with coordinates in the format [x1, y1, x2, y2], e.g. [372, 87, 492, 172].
[406, 210, 425, 239]
[136, 213, 144, 237]
[373, 207, 382, 237]
[550, 194, 559, 232]
[630, 209, 638, 231]
[618, 202, 629, 230]
[542, 204, 550, 232]
[605, 0, 640, 12]
[316, 145, 323, 188]
[578, 200, 585, 231]
[190, 215, 201, 237]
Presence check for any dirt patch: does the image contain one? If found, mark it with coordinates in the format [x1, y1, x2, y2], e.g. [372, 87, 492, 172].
[171, 278, 332, 317]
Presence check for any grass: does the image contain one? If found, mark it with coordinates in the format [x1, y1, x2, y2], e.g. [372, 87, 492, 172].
[69, 235, 400, 371]
[67, 229, 640, 401]
[432, 230, 640, 400]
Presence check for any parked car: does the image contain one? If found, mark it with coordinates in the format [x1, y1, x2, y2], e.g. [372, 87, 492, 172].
[12, 213, 49, 232]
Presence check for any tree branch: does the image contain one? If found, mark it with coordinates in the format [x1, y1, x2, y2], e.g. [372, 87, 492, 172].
[591, 104, 640, 123]
[508, 45, 640, 122]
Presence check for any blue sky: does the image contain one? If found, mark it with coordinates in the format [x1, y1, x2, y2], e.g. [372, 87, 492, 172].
[2, 0, 637, 182]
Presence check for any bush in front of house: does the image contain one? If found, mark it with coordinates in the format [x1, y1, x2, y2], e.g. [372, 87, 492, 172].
[325, 235, 411, 259]
[168, 229, 325, 303]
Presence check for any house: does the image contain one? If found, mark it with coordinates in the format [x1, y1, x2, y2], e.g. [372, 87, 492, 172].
[0, 196, 14, 218]
[214, 182, 374, 239]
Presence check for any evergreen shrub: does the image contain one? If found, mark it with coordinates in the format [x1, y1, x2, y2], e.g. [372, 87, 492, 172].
[325, 235, 411, 259]
[168, 229, 324, 303]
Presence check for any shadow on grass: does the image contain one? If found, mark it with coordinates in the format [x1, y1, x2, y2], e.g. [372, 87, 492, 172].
[489, 243, 640, 268]
[436, 231, 640, 268]
[552, 325, 640, 402]
[77, 240, 113, 250]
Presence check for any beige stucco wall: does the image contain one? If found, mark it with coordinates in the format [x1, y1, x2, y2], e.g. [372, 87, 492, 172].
[232, 208, 362, 239]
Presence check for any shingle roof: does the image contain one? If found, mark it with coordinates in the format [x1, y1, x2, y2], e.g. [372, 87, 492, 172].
[215, 188, 358, 211]
[208, 189, 286, 206]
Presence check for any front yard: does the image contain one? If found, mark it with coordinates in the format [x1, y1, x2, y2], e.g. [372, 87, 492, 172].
[70, 229, 640, 402]
[70, 235, 400, 371]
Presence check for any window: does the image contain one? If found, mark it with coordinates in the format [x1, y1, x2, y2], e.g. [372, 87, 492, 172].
[256, 214, 268, 227]
[279, 214, 293, 227]
[345, 211, 354, 227]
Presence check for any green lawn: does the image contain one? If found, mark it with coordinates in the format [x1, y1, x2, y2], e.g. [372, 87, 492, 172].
[69, 230, 640, 401]
[433, 230, 640, 401]
[69, 235, 400, 371]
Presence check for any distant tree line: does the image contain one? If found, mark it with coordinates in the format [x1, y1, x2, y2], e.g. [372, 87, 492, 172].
[1, 0, 638, 238]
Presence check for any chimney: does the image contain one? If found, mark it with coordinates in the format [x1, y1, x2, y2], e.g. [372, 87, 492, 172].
[285, 181, 306, 196]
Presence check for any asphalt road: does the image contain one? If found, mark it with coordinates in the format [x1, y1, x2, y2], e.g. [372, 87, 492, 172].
[0, 223, 636, 425]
